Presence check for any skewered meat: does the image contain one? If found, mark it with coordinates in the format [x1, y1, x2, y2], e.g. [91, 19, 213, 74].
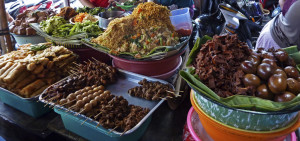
[128, 79, 175, 100]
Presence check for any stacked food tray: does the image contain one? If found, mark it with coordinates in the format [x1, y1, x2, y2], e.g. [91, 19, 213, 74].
[40, 69, 174, 141]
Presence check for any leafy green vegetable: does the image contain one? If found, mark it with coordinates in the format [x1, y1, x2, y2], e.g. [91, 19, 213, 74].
[186, 35, 212, 66]
[283, 45, 298, 54]
[40, 16, 102, 37]
[30, 44, 51, 51]
[40, 16, 66, 35]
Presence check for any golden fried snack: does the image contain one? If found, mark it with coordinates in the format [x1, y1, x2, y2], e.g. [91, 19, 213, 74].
[0, 63, 17, 81]
[46, 71, 56, 78]
[3, 63, 26, 84]
[27, 63, 37, 71]
[37, 70, 48, 78]
[9, 71, 30, 89]
[16, 75, 36, 89]
[46, 61, 54, 69]
[56, 55, 76, 68]
[30, 85, 49, 97]
[20, 79, 46, 97]
[0, 61, 9, 68]
[41, 58, 49, 66]
[0, 62, 13, 75]
[32, 64, 44, 74]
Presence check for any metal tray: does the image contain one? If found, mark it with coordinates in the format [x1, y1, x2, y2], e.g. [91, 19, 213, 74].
[39, 69, 174, 135]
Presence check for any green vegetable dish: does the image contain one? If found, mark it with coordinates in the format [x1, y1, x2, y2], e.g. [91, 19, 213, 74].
[40, 16, 102, 37]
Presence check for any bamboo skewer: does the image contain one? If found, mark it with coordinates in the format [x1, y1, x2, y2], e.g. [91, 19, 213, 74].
[81, 116, 92, 125]
[108, 126, 118, 134]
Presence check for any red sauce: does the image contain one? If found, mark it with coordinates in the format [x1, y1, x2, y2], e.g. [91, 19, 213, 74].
[176, 28, 192, 36]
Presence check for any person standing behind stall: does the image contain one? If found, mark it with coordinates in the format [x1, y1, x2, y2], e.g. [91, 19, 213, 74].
[256, 0, 300, 50]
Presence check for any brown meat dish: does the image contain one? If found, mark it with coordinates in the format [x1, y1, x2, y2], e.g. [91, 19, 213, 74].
[193, 34, 253, 97]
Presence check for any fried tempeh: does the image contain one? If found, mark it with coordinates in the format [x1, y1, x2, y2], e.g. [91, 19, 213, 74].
[0, 61, 9, 68]
[0, 63, 18, 81]
[20, 79, 46, 97]
[3, 63, 26, 84]
[32, 64, 44, 74]
[16, 75, 36, 89]
[27, 63, 37, 71]
[0, 62, 13, 75]
[30, 85, 49, 98]
[9, 71, 30, 89]
[37, 69, 48, 78]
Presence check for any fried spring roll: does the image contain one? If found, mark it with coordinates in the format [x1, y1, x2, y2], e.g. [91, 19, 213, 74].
[30, 85, 49, 98]
[3, 63, 26, 84]
[9, 71, 30, 89]
[46, 71, 56, 78]
[16, 75, 36, 89]
[20, 79, 46, 97]
[37, 70, 48, 78]
[0, 61, 9, 68]
[46, 61, 54, 69]
[32, 64, 44, 74]
[41, 58, 49, 66]
[0, 62, 13, 75]
[0, 63, 17, 81]
[27, 63, 36, 71]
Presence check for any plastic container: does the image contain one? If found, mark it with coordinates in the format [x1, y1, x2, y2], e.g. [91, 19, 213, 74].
[191, 89, 299, 131]
[111, 45, 186, 76]
[184, 107, 298, 141]
[0, 88, 51, 118]
[190, 92, 300, 141]
[170, 8, 192, 36]
[55, 108, 151, 141]
[11, 34, 46, 45]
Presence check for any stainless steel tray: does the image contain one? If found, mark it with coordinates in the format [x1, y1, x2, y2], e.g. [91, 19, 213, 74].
[39, 69, 174, 135]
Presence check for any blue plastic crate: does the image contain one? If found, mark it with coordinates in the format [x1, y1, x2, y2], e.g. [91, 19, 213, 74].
[0, 88, 51, 118]
[54, 108, 151, 141]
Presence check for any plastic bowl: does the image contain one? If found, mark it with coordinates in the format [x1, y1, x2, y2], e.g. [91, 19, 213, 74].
[190, 92, 300, 141]
[187, 107, 202, 141]
[191, 90, 299, 131]
[111, 47, 186, 76]
[11, 34, 46, 45]
[145, 56, 182, 80]
[170, 8, 192, 36]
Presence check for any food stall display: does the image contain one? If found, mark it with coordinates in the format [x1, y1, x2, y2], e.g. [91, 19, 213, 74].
[9, 10, 55, 35]
[0, 43, 77, 98]
[181, 34, 300, 111]
[40, 59, 175, 138]
[192, 34, 299, 102]
[128, 79, 178, 100]
[88, 2, 187, 59]
[40, 16, 102, 37]
[30, 6, 102, 46]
